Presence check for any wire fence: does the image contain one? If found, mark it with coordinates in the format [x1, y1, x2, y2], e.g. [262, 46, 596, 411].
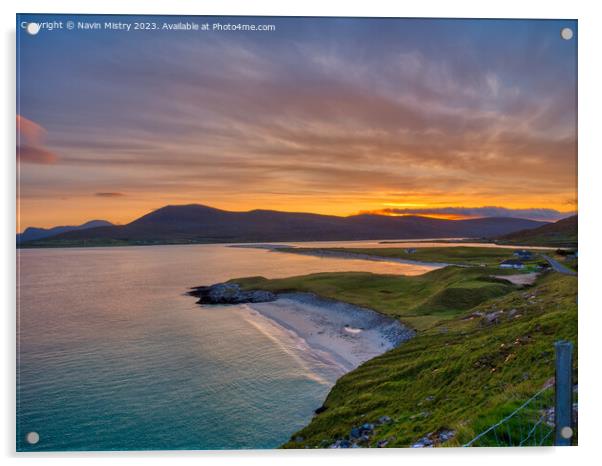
[464, 340, 575, 447]
[463, 384, 555, 447]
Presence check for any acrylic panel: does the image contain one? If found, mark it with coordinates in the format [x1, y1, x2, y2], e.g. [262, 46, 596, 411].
[16, 15, 577, 451]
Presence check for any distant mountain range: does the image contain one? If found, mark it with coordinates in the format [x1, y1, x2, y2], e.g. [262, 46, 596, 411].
[17, 204, 551, 247]
[17, 220, 113, 244]
[498, 215, 577, 248]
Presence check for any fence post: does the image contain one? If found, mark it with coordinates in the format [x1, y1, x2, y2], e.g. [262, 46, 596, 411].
[554, 340, 573, 446]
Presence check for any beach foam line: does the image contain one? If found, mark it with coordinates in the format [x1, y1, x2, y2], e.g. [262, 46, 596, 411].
[243, 293, 415, 381]
[239, 304, 348, 385]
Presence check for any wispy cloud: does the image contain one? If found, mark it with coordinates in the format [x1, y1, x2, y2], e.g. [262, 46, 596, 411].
[16, 115, 58, 164]
[18, 145, 58, 165]
[16, 17, 577, 228]
[95, 192, 126, 197]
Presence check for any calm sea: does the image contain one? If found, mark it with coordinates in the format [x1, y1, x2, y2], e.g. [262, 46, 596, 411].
[17, 242, 436, 451]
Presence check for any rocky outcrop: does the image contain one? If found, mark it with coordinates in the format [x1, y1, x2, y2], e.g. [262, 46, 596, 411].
[326, 415, 394, 448]
[411, 429, 456, 448]
[188, 283, 277, 304]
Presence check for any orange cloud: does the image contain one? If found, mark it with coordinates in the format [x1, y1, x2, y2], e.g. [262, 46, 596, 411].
[17, 114, 46, 143]
[16, 115, 58, 164]
[18, 145, 58, 164]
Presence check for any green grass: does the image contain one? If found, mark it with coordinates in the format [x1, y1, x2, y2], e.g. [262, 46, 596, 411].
[275, 272, 577, 448]
[235, 266, 518, 330]
[497, 236, 577, 248]
[233, 268, 576, 448]
[497, 216, 577, 249]
[283, 246, 544, 268]
[563, 257, 578, 273]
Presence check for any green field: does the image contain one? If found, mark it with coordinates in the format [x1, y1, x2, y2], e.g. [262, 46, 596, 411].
[282, 246, 545, 268]
[233, 267, 577, 448]
[235, 266, 517, 330]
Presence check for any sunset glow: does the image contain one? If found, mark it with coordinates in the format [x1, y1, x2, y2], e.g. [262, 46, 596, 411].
[17, 17, 577, 230]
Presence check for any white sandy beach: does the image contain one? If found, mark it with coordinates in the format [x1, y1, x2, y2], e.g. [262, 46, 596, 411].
[244, 293, 415, 374]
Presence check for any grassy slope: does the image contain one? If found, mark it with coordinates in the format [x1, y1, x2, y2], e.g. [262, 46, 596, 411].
[236, 267, 516, 330]
[564, 257, 578, 272]
[236, 270, 576, 448]
[497, 215, 577, 248]
[283, 246, 543, 267]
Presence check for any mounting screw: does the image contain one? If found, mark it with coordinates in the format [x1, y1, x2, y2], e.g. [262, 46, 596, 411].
[26, 431, 40, 444]
[560, 426, 573, 439]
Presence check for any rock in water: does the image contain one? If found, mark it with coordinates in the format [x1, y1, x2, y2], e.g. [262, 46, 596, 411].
[208, 283, 242, 303]
[189, 283, 277, 304]
[314, 405, 328, 415]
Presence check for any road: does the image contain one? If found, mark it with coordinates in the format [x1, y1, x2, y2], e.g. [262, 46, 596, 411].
[541, 254, 577, 276]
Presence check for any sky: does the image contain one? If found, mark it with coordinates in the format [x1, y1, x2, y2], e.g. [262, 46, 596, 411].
[17, 15, 577, 230]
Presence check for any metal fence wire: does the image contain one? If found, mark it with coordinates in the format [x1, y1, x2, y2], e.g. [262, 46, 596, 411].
[463, 341, 575, 447]
[463, 385, 555, 447]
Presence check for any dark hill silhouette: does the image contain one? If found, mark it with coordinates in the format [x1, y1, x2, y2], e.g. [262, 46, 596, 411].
[17, 219, 113, 244]
[24, 204, 550, 246]
[498, 215, 577, 247]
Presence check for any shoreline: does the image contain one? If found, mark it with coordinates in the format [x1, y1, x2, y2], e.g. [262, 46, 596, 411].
[190, 284, 417, 440]
[273, 247, 451, 268]
[245, 292, 415, 373]
[190, 283, 417, 388]
[238, 303, 351, 385]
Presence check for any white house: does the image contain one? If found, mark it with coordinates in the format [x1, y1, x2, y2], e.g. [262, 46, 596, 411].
[499, 259, 525, 270]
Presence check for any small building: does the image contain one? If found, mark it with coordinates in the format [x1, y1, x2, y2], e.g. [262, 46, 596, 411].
[513, 249, 533, 260]
[500, 259, 525, 270]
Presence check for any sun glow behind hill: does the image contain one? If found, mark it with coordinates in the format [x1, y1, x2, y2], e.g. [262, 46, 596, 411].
[360, 211, 474, 221]
[357, 206, 575, 222]
[17, 17, 576, 231]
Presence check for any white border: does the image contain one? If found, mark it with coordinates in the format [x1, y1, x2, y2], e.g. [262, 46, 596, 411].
[3, 1, 601, 465]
